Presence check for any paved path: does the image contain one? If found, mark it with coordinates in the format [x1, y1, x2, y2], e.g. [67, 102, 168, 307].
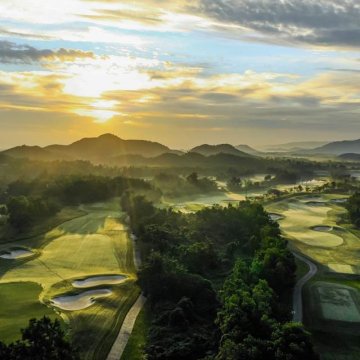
[106, 294, 147, 360]
[106, 233, 146, 360]
[292, 252, 317, 322]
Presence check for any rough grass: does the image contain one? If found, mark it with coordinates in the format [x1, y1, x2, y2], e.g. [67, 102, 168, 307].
[121, 303, 151, 360]
[0, 282, 62, 344]
[0, 200, 139, 360]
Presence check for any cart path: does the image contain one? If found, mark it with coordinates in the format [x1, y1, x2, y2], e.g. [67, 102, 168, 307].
[292, 252, 317, 322]
[106, 233, 146, 360]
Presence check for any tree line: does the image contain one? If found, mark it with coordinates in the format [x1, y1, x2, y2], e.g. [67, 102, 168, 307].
[3, 175, 151, 231]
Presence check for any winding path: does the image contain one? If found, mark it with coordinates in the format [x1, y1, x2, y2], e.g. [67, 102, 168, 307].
[106, 234, 146, 360]
[292, 252, 317, 322]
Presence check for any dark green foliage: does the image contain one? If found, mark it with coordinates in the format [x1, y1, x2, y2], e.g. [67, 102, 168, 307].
[273, 170, 299, 184]
[123, 194, 317, 360]
[215, 255, 317, 360]
[251, 238, 296, 295]
[46, 175, 151, 205]
[4, 175, 151, 232]
[346, 192, 360, 227]
[6, 195, 60, 231]
[0, 317, 78, 360]
[152, 172, 218, 198]
[272, 322, 319, 360]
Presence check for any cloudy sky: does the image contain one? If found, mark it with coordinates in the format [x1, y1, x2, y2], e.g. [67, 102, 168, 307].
[0, 0, 359, 149]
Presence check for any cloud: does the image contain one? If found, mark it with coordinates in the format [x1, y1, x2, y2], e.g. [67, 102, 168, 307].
[0, 41, 95, 64]
[198, 0, 360, 48]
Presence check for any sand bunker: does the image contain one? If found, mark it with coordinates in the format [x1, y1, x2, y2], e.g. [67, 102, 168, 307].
[269, 213, 284, 221]
[0, 248, 34, 260]
[51, 289, 112, 311]
[312, 225, 333, 232]
[72, 275, 127, 288]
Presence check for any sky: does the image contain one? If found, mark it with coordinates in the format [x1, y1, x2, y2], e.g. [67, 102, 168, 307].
[0, 0, 359, 149]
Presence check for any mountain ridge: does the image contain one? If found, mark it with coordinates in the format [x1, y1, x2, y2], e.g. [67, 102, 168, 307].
[189, 144, 253, 157]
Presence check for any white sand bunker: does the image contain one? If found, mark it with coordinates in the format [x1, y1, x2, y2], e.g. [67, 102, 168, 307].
[269, 213, 284, 221]
[72, 275, 127, 288]
[0, 248, 34, 260]
[51, 289, 112, 311]
[312, 225, 333, 232]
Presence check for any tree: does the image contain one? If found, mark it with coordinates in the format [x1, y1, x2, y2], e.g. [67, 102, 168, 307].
[346, 192, 360, 227]
[187, 172, 198, 184]
[0, 317, 78, 360]
[272, 322, 319, 360]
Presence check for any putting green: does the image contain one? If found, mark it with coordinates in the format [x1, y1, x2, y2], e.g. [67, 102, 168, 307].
[269, 197, 343, 247]
[0, 200, 139, 359]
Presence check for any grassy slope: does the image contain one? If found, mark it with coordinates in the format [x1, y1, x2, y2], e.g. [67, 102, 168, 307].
[0, 199, 139, 360]
[0, 282, 62, 344]
[121, 303, 151, 360]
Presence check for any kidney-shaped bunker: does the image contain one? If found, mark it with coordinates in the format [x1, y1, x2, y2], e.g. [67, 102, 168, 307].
[72, 275, 127, 288]
[0, 248, 34, 260]
[51, 289, 112, 311]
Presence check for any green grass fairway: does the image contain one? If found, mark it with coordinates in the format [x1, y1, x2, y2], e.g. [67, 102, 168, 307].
[0, 200, 139, 359]
[274, 199, 343, 247]
[0, 282, 61, 344]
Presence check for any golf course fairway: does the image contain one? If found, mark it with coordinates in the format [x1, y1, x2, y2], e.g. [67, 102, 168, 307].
[267, 194, 360, 359]
[0, 199, 139, 360]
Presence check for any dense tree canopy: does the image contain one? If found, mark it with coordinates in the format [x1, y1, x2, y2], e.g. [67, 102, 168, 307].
[0, 317, 78, 360]
[122, 194, 318, 360]
[347, 192, 360, 227]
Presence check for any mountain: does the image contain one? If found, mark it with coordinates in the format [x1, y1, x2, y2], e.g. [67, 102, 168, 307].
[190, 144, 252, 157]
[265, 141, 328, 152]
[2, 134, 177, 162]
[338, 153, 360, 161]
[312, 139, 360, 155]
[2, 145, 69, 161]
[45, 134, 174, 160]
[113, 152, 261, 168]
[235, 144, 261, 155]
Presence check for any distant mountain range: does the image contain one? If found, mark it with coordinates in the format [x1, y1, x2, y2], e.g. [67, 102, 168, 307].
[310, 139, 360, 155]
[189, 144, 253, 157]
[338, 153, 360, 161]
[265, 141, 328, 152]
[2, 134, 179, 163]
[4, 134, 360, 164]
[235, 144, 262, 156]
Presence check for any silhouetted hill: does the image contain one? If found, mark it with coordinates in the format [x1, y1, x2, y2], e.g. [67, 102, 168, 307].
[338, 153, 360, 161]
[235, 144, 261, 155]
[190, 144, 252, 157]
[3, 134, 177, 162]
[265, 141, 328, 152]
[2, 145, 69, 161]
[312, 139, 360, 155]
[111, 152, 261, 168]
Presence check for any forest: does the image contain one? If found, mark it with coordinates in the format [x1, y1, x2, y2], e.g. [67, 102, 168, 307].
[121, 193, 319, 359]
